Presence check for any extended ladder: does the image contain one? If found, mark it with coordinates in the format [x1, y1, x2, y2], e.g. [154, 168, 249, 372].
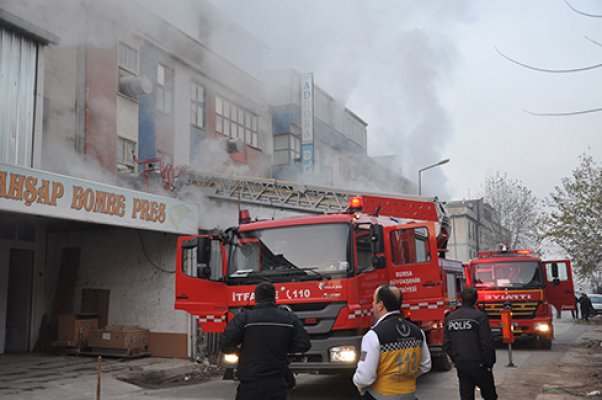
[176, 170, 431, 215]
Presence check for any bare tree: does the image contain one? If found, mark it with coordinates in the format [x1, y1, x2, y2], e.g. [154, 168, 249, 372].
[482, 171, 544, 250]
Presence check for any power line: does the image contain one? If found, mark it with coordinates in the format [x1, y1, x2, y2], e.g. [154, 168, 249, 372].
[495, 47, 602, 73]
[137, 230, 175, 274]
[525, 107, 602, 117]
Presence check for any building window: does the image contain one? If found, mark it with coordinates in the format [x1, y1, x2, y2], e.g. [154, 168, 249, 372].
[117, 43, 138, 98]
[290, 135, 300, 161]
[156, 64, 174, 114]
[117, 137, 136, 171]
[118, 42, 138, 74]
[273, 134, 300, 165]
[191, 82, 205, 128]
[215, 96, 258, 147]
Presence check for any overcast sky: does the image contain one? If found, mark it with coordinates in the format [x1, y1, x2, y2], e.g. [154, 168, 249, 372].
[209, 0, 602, 201]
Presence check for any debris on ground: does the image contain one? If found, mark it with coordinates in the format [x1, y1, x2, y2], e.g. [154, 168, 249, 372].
[116, 362, 224, 389]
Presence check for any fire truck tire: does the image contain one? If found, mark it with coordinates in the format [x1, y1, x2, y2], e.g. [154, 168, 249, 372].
[432, 354, 453, 371]
[538, 336, 552, 350]
[223, 368, 236, 380]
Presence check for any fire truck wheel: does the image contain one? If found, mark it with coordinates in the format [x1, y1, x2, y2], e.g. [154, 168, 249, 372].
[538, 336, 552, 350]
[432, 354, 453, 371]
[223, 368, 236, 380]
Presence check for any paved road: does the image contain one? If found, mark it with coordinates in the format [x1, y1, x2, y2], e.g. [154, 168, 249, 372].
[119, 313, 585, 400]
[0, 314, 587, 400]
[94, 316, 584, 400]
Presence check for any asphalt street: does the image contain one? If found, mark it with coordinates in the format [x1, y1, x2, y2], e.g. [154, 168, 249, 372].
[114, 314, 588, 400]
[0, 314, 589, 400]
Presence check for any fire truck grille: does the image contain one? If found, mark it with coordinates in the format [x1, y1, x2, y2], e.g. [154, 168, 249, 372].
[479, 302, 540, 319]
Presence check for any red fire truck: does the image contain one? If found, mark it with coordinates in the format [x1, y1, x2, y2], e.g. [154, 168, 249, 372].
[175, 194, 465, 372]
[464, 246, 576, 349]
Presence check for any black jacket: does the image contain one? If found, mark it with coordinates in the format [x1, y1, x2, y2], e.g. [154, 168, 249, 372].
[580, 296, 593, 312]
[442, 304, 496, 368]
[219, 303, 311, 382]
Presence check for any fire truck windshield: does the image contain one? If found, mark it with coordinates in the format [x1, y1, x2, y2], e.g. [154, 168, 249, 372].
[474, 261, 543, 289]
[228, 223, 351, 281]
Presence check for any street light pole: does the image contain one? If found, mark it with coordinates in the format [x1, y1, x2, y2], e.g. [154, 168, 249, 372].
[418, 158, 450, 195]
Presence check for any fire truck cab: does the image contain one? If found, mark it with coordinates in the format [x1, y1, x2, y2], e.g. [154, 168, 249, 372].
[464, 246, 576, 349]
[175, 194, 465, 372]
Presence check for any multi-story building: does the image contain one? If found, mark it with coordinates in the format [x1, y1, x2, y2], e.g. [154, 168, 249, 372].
[0, 0, 416, 359]
[264, 69, 414, 194]
[447, 198, 509, 262]
[0, 0, 272, 357]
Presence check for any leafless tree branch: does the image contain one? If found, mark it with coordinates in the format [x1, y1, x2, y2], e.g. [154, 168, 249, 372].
[525, 107, 602, 116]
[565, 0, 602, 18]
[495, 47, 602, 73]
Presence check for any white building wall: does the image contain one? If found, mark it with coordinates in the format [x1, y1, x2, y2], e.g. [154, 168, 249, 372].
[173, 65, 192, 167]
[46, 228, 187, 333]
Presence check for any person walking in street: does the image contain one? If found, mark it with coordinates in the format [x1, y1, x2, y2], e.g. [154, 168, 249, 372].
[572, 295, 580, 319]
[443, 287, 497, 400]
[353, 284, 431, 400]
[580, 293, 594, 322]
[219, 282, 311, 400]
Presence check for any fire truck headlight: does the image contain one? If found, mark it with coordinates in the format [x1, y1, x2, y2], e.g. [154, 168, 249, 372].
[534, 323, 550, 333]
[223, 353, 239, 364]
[329, 346, 357, 363]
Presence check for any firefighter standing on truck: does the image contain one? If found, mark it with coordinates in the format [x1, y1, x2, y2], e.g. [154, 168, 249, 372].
[443, 287, 498, 400]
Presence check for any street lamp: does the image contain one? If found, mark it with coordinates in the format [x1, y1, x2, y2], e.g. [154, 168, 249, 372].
[418, 158, 450, 195]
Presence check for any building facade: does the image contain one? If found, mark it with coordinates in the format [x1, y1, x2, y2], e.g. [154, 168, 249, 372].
[0, 0, 417, 358]
[0, 0, 272, 357]
[447, 198, 509, 262]
[264, 69, 414, 194]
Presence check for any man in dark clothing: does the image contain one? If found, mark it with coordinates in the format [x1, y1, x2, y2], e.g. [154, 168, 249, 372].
[580, 293, 594, 322]
[572, 295, 580, 319]
[219, 282, 311, 400]
[443, 287, 497, 400]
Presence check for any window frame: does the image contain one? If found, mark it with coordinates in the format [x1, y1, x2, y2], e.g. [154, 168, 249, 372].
[191, 81, 205, 128]
[156, 64, 174, 115]
[118, 42, 138, 74]
[215, 95, 259, 148]
[117, 136, 137, 171]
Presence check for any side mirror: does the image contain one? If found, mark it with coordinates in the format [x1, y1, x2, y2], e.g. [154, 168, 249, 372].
[551, 263, 559, 279]
[373, 255, 387, 269]
[197, 237, 211, 266]
[370, 224, 385, 254]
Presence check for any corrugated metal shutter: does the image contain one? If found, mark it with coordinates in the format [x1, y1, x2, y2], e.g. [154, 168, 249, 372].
[0, 26, 37, 167]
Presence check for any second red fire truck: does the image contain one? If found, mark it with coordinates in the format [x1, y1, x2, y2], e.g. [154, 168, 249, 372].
[464, 246, 575, 348]
[175, 194, 465, 372]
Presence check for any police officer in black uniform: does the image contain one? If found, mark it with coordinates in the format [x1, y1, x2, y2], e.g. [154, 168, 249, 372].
[443, 287, 497, 400]
[219, 282, 311, 400]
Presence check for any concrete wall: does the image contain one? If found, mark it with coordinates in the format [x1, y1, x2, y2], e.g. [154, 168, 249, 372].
[45, 228, 187, 333]
[449, 215, 474, 262]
